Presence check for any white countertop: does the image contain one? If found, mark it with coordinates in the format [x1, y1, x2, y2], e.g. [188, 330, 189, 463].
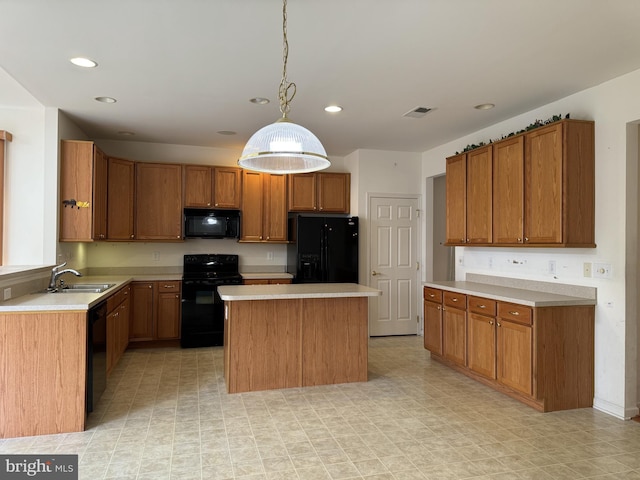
[219, 283, 382, 301]
[424, 280, 597, 307]
[240, 272, 293, 280]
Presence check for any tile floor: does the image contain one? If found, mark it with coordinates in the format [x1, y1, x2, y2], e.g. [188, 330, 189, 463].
[1, 335, 640, 479]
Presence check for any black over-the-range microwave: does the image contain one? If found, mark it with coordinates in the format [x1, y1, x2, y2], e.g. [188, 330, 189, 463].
[183, 209, 240, 239]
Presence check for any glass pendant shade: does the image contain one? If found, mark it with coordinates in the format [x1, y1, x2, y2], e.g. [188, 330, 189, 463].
[238, 118, 330, 174]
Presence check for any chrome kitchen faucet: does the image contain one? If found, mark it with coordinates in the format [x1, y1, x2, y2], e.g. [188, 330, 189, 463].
[48, 262, 82, 291]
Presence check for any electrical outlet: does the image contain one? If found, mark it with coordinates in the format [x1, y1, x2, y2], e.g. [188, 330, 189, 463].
[3, 288, 11, 300]
[593, 262, 612, 279]
[583, 262, 592, 277]
[267, 251, 274, 261]
[152, 251, 160, 261]
[458, 256, 464, 266]
[548, 260, 556, 274]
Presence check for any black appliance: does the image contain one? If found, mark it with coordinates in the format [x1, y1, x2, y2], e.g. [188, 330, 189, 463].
[183, 209, 240, 239]
[287, 215, 358, 283]
[87, 300, 107, 413]
[181, 254, 242, 348]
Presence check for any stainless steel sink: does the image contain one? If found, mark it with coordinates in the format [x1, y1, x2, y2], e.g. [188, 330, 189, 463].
[56, 283, 116, 293]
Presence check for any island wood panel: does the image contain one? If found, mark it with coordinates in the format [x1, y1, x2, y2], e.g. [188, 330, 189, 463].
[224, 299, 302, 393]
[0, 311, 86, 438]
[301, 297, 368, 386]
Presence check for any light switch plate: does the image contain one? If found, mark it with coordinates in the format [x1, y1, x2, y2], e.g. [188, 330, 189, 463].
[593, 262, 612, 279]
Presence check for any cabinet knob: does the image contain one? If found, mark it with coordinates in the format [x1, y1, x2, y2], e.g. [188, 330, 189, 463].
[489, 320, 494, 325]
[429, 294, 435, 298]
[130, 234, 135, 239]
[207, 202, 211, 206]
[497, 322, 501, 327]
[148, 285, 152, 289]
[466, 238, 469, 242]
[524, 237, 529, 242]
[452, 298, 458, 302]
[461, 238, 465, 243]
[517, 238, 522, 243]
[509, 311, 520, 316]
[479, 304, 485, 308]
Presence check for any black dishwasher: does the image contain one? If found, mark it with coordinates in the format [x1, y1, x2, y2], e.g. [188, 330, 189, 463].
[87, 301, 107, 413]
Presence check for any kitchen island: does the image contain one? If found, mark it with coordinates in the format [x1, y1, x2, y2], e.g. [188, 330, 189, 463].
[218, 283, 381, 394]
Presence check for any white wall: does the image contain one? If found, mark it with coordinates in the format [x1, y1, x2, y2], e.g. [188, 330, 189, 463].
[0, 67, 47, 266]
[421, 68, 640, 419]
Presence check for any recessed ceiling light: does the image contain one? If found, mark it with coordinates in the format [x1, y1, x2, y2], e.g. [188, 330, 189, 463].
[217, 131, 237, 136]
[250, 97, 270, 105]
[474, 103, 495, 110]
[70, 57, 98, 68]
[324, 105, 343, 113]
[95, 96, 117, 103]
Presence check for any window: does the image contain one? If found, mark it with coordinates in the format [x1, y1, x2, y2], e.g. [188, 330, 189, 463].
[0, 130, 13, 266]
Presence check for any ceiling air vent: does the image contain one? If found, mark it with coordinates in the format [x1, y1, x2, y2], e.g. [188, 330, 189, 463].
[403, 106, 434, 119]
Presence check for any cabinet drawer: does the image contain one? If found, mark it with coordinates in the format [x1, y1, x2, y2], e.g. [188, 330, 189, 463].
[468, 296, 496, 316]
[158, 281, 181, 292]
[497, 302, 532, 325]
[444, 291, 466, 308]
[107, 285, 130, 312]
[423, 287, 442, 303]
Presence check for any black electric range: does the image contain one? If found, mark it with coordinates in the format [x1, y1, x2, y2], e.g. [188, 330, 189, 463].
[180, 254, 242, 348]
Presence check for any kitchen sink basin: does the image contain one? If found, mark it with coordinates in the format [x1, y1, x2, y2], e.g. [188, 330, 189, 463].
[55, 283, 116, 293]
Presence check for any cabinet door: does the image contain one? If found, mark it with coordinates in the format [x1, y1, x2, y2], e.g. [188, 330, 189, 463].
[497, 319, 532, 395]
[524, 123, 563, 244]
[493, 136, 524, 244]
[157, 291, 181, 340]
[423, 300, 443, 355]
[130, 282, 155, 341]
[443, 306, 466, 366]
[263, 174, 287, 241]
[183, 165, 213, 207]
[317, 173, 350, 213]
[92, 148, 108, 240]
[117, 298, 130, 358]
[106, 308, 119, 374]
[60, 140, 97, 241]
[214, 167, 242, 209]
[445, 154, 466, 245]
[135, 163, 183, 240]
[288, 173, 317, 211]
[107, 157, 135, 240]
[240, 170, 264, 241]
[466, 146, 492, 244]
[467, 312, 496, 379]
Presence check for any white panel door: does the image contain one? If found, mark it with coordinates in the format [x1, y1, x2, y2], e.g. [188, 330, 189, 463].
[369, 196, 419, 336]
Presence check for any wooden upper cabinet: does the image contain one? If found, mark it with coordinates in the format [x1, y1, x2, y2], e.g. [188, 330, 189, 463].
[288, 172, 350, 213]
[445, 119, 594, 247]
[183, 166, 241, 209]
[524, 120, 595, 246]
[183, 165, 212, 208]
[240, 171, 287, 242]
[288, 173, 317, 211]
[240, 170, 264, 241]
[214, 167, 242, 209]
[60, 140, 107, 241]
[466, 146, 492, 244]
[493, 136, 524, 244]
[445, 153, 466, 245]
[135, 162, 183, 240]
[107, 157, 135, 240]
[317, 173, 350, 213]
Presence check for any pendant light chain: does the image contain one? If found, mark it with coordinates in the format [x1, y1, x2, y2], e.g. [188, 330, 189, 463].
[279, 0, 296, 118]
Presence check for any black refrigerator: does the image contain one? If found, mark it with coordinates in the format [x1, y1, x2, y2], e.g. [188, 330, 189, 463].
[287, 215, 358, 283]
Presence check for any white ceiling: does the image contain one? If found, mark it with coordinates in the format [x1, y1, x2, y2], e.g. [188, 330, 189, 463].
[2, 0, 640, 158]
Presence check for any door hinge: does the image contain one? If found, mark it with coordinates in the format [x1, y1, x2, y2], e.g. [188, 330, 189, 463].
[417, 315, 419, 323]
[416, 262, 419, 271]
[416, 209, 421, 218]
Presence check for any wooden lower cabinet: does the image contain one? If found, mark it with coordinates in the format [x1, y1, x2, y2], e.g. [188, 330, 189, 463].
[442, 291, 466, 366]
[106, 285, 130, 375]
[423, 287, 594, 412]
[423, 288, 443, 355]
[130, 280, 181, 342]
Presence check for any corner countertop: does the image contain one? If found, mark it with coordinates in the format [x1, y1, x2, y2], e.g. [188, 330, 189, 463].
[0, 274, 183, 312]
[219, 283, 382, 301]
[423, 280, 597, 307]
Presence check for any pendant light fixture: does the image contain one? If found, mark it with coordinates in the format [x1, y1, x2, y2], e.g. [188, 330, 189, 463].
[238, 0, 330, 174]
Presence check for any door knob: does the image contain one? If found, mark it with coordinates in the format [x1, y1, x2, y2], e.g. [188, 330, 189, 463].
[372, 270, 379, 276]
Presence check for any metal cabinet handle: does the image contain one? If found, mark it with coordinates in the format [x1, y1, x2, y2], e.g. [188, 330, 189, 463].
[509, 311, 520, 316]
[479, 304, 486, 308]
[429, 294, 435, 298]
[452, 298, 458, 302]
